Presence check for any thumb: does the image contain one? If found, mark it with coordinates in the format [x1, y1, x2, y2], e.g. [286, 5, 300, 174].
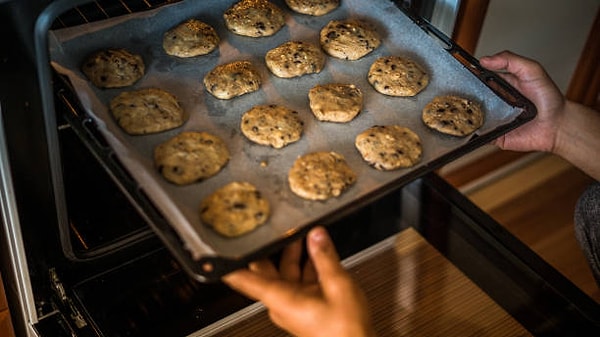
[480, 51, 543, 82]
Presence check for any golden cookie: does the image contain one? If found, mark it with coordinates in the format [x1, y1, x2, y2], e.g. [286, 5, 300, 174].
[154, 131, 230, 185]
[109, 88, 186, 135]
[355, 125, 422, 170]
[308, 83, 363, 122]
[241, 104, 304, 148]
[320, 19, 381, 60]
[162, 19, 220, 58]
[199, 181, 270, 237]
[288, 151, 357, 200]
[422, 95, 484, 136]
[82, 48, 145, 88]
[284, 0, 340, 16]
[203, 61, 262, 99]
[223, 0, 286, 37]
[367, 56, 429, 96]
[265, 41, 326, 78]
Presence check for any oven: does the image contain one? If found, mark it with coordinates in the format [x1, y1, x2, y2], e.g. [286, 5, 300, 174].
[1, 0, 599, 336]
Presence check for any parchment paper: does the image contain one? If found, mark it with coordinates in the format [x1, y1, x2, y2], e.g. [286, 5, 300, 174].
[49, 0, 521, 260]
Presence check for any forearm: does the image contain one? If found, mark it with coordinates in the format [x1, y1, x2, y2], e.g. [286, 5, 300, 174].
[553, 101, 600, 181]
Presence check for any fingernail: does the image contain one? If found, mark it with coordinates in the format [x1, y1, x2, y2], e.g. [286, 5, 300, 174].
[309, 226, 327, 245]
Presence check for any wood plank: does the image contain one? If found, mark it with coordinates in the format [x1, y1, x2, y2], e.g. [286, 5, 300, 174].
[442, 149, 528, 188]
[466, 154, 573, 211]
[485, 166, 591, 242]
[481, 165, 600, 302]
[566, 7, 600, 109]
[451, 0, 490, 54]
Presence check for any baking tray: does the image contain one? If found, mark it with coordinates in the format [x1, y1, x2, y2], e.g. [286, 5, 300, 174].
[48, 0, 536, 282]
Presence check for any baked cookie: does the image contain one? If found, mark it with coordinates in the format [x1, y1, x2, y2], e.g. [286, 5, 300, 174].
[422, 95, 484, 136]
[265, 41, 326, 78]
[154, 131, 230, 185]
[284, 0, 340, 16]
[367, 56, 429, 97]
[81, 48, 144, 88]
[288, 151, 357, 201]
[199, 181, 270, 237]
[355, 125, 422, 171]
[308, 83, 363, 123]
[109, 88, 186, 135]
[203, 61, 262, 99]
[162, 19, 220, 58]
[223, 0, 286, 37]
[241, 104, 304, 148]
[319, 19, 381, 60]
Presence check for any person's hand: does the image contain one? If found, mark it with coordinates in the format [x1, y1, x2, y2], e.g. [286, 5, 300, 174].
[480, 50, 600, 181]
[479, 50, 566, 153]
[222, 226, 376, 337]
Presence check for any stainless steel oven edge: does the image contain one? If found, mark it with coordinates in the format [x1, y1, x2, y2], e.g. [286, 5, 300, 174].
[1, 1, 103, 335]
[0, 104, 39, 337]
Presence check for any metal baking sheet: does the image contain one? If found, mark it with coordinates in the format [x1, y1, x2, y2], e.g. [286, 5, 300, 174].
[49, 0, 534, 280]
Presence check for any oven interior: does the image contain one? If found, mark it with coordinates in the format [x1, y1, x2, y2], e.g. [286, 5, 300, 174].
[2, 1, 437, 335]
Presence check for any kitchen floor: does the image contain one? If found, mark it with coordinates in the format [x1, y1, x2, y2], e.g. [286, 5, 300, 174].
[442, 148, 600, 303]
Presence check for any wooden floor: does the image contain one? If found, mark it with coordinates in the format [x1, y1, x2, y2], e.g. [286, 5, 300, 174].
[442, 148, 600, 303]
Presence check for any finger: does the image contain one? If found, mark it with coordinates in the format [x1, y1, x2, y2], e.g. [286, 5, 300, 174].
[491, 135, 506, 149]
[305, 226, 351, 295]
[224, 269, 308, 312]
[479, 52, 511, 71]
[222, 268, 276, 301]
[279, 239, 303, 281]
[493, 71, 521, 90]
[302, 258, 318, 283]
[249, 259, 279, 278]
[480, 51, 543, 82]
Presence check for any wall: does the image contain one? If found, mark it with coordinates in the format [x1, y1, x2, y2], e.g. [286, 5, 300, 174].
[474, 0, 598, 93]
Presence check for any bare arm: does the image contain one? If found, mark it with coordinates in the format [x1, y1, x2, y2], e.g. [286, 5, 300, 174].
[480, 51, 600, 181]
[553, 100, 600, 181]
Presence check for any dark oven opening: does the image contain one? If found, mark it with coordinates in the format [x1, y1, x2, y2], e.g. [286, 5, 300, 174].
[52, 0, 181, 262]
[20, 0, 440, 335]
[41, 3, 407, 336]
[33, 1, 259, 336]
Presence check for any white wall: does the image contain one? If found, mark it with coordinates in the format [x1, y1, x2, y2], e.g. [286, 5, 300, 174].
[474, 0, 598, 93]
